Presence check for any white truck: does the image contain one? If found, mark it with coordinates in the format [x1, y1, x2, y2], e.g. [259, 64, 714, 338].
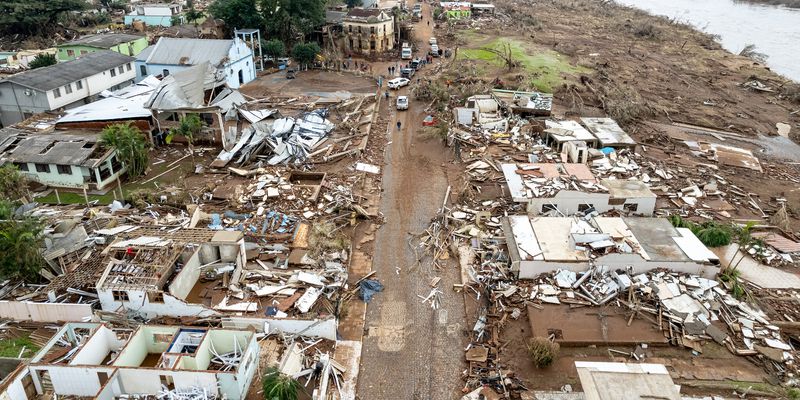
[401, 42, 412, 60]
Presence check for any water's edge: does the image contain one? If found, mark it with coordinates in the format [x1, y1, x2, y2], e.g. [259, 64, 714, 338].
[616, 0, 800, 82]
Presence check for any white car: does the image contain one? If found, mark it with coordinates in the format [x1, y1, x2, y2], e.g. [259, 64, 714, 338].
[429, 37, 437, 45]
[396, 96, 409, 110]
[387, 77, 410, 89]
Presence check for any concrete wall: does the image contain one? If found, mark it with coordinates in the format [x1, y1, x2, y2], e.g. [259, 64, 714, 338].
[124, 15, 181, 27]
[0, 301, 92, 322]
[525, 191, 656, 216]
[516, 254, 715, 280]
[98, 287, 218, 319]
[168, 250, 201, 300]
[222, 316, 338, 340]
[29, 365, 115, 396]
[15, 153, 126, 191]
[71, 326, 123, 366]
[343, 18, 395, 53]
[117, 368, 218, 395]
[58, 37, 149, 61]
[0, 83, 49, 127]
[0, 367, 29, 400]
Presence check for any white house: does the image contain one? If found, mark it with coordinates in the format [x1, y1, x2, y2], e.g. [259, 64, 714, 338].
[501, 163, 657, 216]
[124, 3, 184, 27]
[135, 37, 256, 89]
[0, 51, 136, 127]
[95, 228, 245, 319]
[504, 216, 719, 279]
[0, 128, 126, 191]
[2, 322, 258, 400]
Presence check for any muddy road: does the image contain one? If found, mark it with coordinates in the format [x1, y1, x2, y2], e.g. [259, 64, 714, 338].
[356, 1, 467, 398]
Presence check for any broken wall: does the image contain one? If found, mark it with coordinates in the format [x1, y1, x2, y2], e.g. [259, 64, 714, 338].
[221, 316, 338, 341]
[29, 365, 115, 397]
[0, 301, 93, 322]
[98, 287, 218, 319]
[117, 368, 219, 396]
[517, 254, 715, 280]
[70, 326, 123, 365]
[169, 250, 202, 300]
[0, 367, 29, 400]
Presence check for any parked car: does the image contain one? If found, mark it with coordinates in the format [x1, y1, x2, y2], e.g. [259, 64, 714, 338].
[411, 58, 422, 70]
[396, 96, 409, 111]
[387, 77, 410, 89]
[430, 44, 440, 56]
[400, 67, 415, 78]
[286, 68, 296, 79]
[429, 37, 437, 45]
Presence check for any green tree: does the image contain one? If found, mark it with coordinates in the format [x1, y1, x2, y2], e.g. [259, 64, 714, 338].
[28, 53, 57, 69]
[167, 114, 203, 163]
[0, 0, 85, 36]
[100, 123, 151, 178]
[262, 367, 300, 400]
[209, 0, 265, 35]
[346, 0, 363, 8]
[292, 42, 320, 69]
[185, 6, 205, 26]
[260, 0, 326, 42]
[0, 164, 30, 202]
[0, 204, 45, 282]
[264, 39, 286, 61]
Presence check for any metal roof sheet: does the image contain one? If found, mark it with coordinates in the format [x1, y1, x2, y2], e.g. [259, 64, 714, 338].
[0, 129, 107, 167]
[145, 37, 234, 66]
[0, 51, 135, 92]
[62, 33, 144, 49]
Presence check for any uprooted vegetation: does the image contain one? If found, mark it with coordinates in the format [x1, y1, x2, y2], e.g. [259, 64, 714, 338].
[307, 221, 350, 258]
[485, 0, 798, 137]
[527, 337, 559, 368]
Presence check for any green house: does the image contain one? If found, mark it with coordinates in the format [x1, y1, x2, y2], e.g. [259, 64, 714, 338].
[440, 2, 472, 19]
[57, 33, 148, 61]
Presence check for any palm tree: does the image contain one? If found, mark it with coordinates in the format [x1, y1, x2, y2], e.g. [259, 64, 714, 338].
[0, 216, 45, 282]
[100, 123, 150, 178]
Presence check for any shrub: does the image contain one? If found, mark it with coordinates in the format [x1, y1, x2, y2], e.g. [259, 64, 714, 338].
[632, 21, 661, 39]
[695, 223, 732, 247]
[528, 337, 559, 368]
[262, 367, 300, 400]
[28, 53, 56, 69]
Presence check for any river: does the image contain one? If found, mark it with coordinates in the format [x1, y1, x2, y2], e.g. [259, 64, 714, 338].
[614, 0, 800, 82]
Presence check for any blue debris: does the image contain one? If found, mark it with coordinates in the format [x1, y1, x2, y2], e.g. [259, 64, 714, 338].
[208, 213, 223, 230]
[358, 279, 384, 303]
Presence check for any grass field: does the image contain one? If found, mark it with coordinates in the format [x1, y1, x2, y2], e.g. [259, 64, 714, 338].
[0, 337, 39, 358]
[457, 37, 588, 92]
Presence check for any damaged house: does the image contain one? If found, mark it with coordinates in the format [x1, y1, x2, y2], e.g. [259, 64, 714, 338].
[454, 95, 509, 132]
[2, 322, 258, 399]
[504, 216, 719, 279]
[501, 162, 656, 216]
[144, 63, 247, 145]
[0, 128, 127, 191]
[342, 8, 396, 54]
[581, 117, 637, 149]
[135, 37, 256, 89]
[95, 228, 246, 319]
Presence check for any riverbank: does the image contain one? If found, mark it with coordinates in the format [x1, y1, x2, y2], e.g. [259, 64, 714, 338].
[738, 0, 800, 8]
[472, 0, 800, 140]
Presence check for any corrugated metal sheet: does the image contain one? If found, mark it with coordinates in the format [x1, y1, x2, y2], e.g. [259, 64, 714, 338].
[753, 232, 800, 253]
[146, 37, 233, 66]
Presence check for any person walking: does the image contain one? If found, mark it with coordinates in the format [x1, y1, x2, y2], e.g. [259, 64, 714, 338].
[397, 120, 402, 130]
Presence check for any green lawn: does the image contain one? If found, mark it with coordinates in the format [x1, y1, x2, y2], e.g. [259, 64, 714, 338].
[0, 337, 39, 358]
[457, 38, 589, 92]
